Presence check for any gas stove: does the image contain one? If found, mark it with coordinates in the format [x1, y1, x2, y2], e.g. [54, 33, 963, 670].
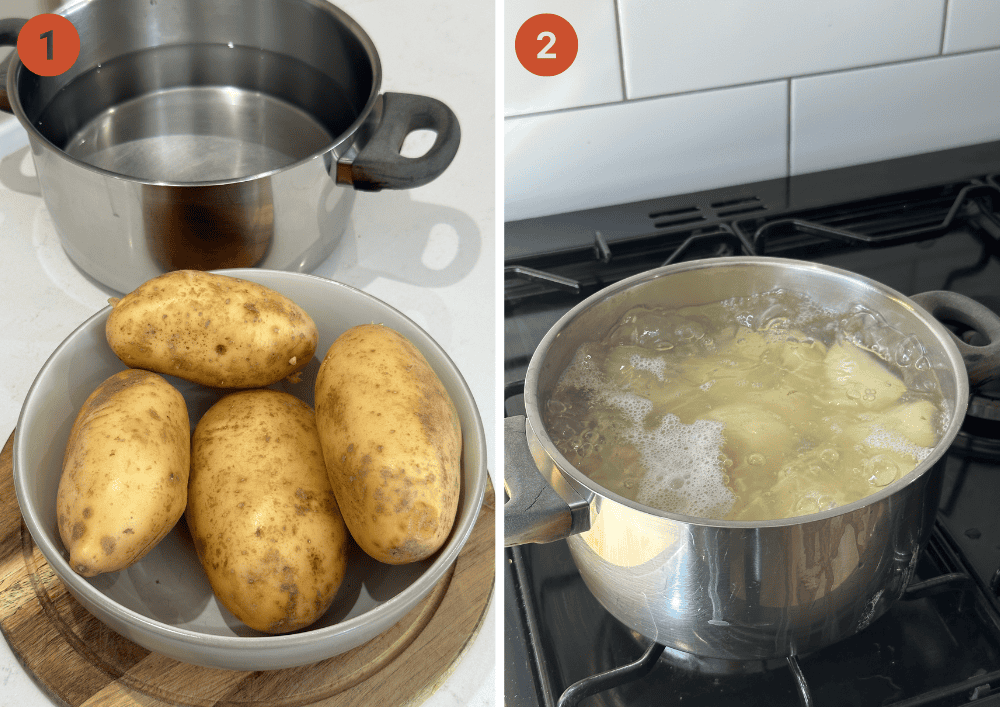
[504, 140, 1000, 707]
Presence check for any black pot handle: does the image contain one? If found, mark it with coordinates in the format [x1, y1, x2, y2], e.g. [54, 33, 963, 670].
[346, 91, 460, 192]
[910, 291, 1000, 388]
[0, 19, 26, 114]
[504, 415, 591, 546]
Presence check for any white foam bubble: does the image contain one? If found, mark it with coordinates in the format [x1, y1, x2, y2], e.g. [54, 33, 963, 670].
[628, 414, 735, 517]
[603, 389, 654, 425]
[630, 353, 666, 380]
[863, 426, 933, 463]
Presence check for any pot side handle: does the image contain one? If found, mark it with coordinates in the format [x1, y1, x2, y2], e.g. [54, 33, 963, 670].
[0, 19, 26, 114]
[910, 290, 1000, 387]
[505, 415, 590, 546]
[339, 91, 460, 192]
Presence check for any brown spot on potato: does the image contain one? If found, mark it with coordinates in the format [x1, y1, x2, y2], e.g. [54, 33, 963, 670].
[82, 507, 92, 519]
[71, 521, 86, 540]
[101, 536, 116, 555]
[216, 344, 227, 355]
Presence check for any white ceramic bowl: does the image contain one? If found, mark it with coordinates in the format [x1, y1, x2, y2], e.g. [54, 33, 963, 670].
[13, 269, 487, 670]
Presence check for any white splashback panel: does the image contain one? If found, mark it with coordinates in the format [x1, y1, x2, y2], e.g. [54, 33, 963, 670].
[505, 0, 1000, 222]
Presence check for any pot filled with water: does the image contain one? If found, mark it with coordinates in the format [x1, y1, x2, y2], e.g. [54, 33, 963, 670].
[505, 256, 1000, 660]
[0, 0, 460, 293]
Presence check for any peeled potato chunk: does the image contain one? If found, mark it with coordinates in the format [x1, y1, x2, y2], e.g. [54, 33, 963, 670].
[704, 403, 795, 462]
[820, 342, 905, 410]
[880, 400, 939, 448]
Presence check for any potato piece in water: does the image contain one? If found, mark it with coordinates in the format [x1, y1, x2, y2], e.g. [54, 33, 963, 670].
[820, 341, 905, 410]
[58, 369, 189, 577]
[315, 324, 462, 565]
[880, 400, 939, 448]
[106, 270, 318, 388]
[704, 403, 795, 466]
[187, 390, 349, 634]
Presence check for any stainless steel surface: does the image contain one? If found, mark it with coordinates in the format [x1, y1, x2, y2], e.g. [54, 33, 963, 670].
[0, 0, 459, 293]
[12, 269, 488, 671]
[505, 256, 974, 660]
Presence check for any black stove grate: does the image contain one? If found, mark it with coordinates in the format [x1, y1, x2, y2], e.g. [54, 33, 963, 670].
[506, 523, 1000, 707]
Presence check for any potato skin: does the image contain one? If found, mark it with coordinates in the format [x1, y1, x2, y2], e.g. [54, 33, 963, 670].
[315, 324, 462, 565]
[106, 270, 318, 388]
[57, 369, 190, 577]
[187, 390, 349, 634]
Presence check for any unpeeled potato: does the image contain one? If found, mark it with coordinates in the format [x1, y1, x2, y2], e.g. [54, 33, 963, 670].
[187, 389, 350, 634]
[315, 324, 462, 565]
[57, 369, 190, 577]
[105, 270, 317, 388]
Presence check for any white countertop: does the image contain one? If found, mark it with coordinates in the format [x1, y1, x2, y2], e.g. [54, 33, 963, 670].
[0, 0, 496, 704]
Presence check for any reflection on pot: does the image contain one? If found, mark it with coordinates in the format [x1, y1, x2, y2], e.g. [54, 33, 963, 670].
[142, 180, 274, 271]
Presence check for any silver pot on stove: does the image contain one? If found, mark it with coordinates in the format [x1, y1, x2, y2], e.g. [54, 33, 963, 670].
[505, 256, 1000, 661]
[0, 0, 459, 293]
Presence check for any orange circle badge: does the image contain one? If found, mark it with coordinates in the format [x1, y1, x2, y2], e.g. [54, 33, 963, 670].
[515, 14, 578, 77]
[17, 14, 80, 77]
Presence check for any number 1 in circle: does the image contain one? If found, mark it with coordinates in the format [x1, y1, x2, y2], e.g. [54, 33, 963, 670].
[40, 28, 53, 60]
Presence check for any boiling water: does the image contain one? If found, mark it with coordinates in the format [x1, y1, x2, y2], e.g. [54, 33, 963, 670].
[544, 290, 947, 521]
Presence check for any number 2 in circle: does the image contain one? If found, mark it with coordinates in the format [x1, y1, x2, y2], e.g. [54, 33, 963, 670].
[40, 28, 53, 60]
[536, 31, 556, 59]
[515, 14, 577, 76]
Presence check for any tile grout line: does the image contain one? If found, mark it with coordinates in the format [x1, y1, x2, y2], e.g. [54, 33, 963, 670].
[786, 78, 792, 179]
[505, 43, 1000, 123]
[940, 0, 950, 54]
[612, 0, 629, 100]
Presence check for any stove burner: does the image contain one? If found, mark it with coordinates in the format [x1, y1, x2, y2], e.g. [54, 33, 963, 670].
[656, 644, 798, 677]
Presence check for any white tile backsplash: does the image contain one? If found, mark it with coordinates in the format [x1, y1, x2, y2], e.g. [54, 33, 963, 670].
[504, 0, 1000, 222]
[942, 0, 1000, 53]
[790, 50, 1000, 175]
[504, 0, 623, 117]
[504, 82, 787, 223]
[617, 0, 945, 99]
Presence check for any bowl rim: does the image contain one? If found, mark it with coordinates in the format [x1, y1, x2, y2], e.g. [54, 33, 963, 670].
[13, 269, 488, 652]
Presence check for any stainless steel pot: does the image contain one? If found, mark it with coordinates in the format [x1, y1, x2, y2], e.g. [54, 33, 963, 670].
[0, 0, 460, 293]
[505, 257, 1000, 661]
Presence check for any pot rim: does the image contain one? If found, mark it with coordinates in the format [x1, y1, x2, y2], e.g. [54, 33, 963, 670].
[523, 255, 971, 530]
[5, 0, 383, 188]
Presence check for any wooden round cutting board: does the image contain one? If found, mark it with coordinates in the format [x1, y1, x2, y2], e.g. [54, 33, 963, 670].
[0, 431, 495, 706]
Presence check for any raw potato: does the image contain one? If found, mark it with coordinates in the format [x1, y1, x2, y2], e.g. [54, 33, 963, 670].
[187, 390, 349, 634]
[315, 324, 462, 565]
[105, 270, 318, 388]
[58, 369, 190, 577]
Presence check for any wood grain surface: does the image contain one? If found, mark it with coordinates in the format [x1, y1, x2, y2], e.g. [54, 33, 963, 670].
[0, 431, 495, 706]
